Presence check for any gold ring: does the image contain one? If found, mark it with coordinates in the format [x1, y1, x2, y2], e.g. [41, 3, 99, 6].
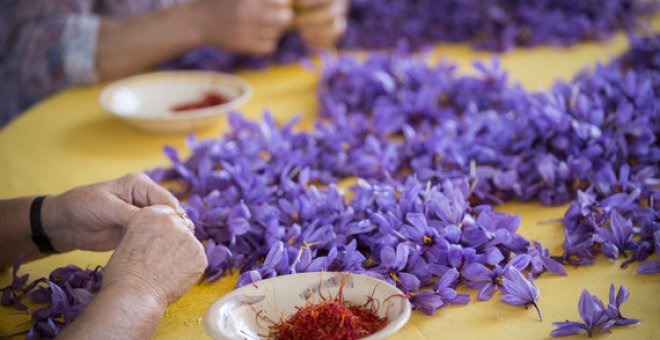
[176, 211, 194, 231]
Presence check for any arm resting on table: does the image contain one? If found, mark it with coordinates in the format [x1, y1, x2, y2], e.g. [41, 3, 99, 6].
[0, 197, 57, 268]
[57, 284, 166, 340]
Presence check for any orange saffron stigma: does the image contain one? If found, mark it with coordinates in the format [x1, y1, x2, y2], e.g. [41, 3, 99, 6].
[170, 91, 228, 112]
[267, 276, 388, 340]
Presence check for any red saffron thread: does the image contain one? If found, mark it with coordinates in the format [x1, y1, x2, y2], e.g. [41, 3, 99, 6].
[265, 275, 388, 340]
[170, 91, 228, 112]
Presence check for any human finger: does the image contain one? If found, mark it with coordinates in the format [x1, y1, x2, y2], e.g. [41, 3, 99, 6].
[105, 205, 206, 306]
[145, 205, 193, 232]
[294, 0, 345, 26]
[265, 0, 294, 8]
[300, 16, 346, 48]
[294, 0, 333, 9]
[115, 173, 181, 211]
[261, 6, 295, 29]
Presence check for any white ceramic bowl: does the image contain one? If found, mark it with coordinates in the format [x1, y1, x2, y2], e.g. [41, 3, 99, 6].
[205, 272, 411, 340]
[99, 71, 252, 133]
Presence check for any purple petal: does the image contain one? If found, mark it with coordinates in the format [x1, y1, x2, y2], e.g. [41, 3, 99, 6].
[463, 262, 492, 282]
[614, 317, 640, 326]
[508, 254, 531, 271]
[600, 319, 616, 333]
[397, 272, 421, 292]
[436, 268, 459, 289]
[637, 260, 660, 274]
[541, 256, 567, 276]
[394, 243, 411, 270]
[452, 294, 470, 305]
[501, 294, 527, 305]
[485, 247, 504, 266]
[615, 285, 630, 306]
[550, 322, 586, 337]
[477, 282, 496, 301]
[380, 247, 396, 266]
[578, 289, 594, 324]
[410, 291, 444, 316]
[406, 212, 428, 232]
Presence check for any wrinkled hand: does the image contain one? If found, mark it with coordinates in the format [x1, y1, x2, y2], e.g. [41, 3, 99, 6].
[102, 205, 207, 307]
[42, 173, 181, 253]
[294, 0, 348, 50]
[195, 0, 294, 55]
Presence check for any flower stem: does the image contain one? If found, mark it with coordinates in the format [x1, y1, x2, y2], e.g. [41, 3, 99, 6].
[532, 301, 543, 321]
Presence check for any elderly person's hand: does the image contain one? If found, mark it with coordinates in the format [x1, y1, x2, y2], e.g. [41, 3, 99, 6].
[41, 173, 180, 253]
[294, 0, 349, 50]
[103, 204, 207, 307]
[195, 0, 295, 55]
[57, 205, 207, 339]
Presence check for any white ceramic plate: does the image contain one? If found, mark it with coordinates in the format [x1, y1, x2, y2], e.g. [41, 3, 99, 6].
[205, 272, 411, 340]
[99, 71, 252, 133]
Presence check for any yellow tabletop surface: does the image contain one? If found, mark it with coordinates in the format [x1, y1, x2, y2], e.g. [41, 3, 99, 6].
[1, 27, 659, 339]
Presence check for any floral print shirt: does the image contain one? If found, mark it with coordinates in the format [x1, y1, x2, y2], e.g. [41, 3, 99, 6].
[0, 0, 189, 127]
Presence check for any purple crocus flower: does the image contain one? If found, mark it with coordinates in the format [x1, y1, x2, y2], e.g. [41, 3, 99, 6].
[550, 289, 608, 337]
[601, 284, 640, 332]
[401, 212, 449, 260]
[292, 247, 338, 273]
[595, 211, 636, 260]
[370, 243, 421, 293]
[462, 256, 528, 301]
[1, 255, 32, 310]
[511, 241, 567, 276]
[550, 284, 639, 337]
[434, 268, 470, 306]
[203, 240, 233, 282]
[500, 266, 542, 321]
[409, 291, 445, 316]
[336, 239, 367, 272]
[164, 0, 643, 72]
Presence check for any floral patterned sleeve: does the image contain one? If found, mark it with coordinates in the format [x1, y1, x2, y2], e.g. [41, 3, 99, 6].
[0, 0, 189, 127]
[0, 1, 99, 127]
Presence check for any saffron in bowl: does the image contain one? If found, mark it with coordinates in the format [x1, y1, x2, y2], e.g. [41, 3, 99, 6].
[99, 71, 251, 133]
[204, 272, 411, 340]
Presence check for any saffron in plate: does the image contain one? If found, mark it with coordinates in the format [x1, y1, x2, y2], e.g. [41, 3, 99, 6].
[170, 91, 228, 112]
[267, 299, 387, 339]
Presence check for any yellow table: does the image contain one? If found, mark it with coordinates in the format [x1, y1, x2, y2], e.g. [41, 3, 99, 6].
[1, 31, 659, 339]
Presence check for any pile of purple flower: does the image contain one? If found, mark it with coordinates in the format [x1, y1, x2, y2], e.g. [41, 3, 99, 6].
[151, 31, 660, 303]
[0, 256, 103, 339]
[316, 34, 660, 270]
[164, 0, 655, 71]
[151, 128, 559, 316]
[155, 32, 659, 318]
[2, 34, 658, 338]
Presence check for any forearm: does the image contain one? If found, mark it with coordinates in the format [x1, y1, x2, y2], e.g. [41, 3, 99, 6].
[58, 285, 166, 339]
[97, 2, 204, 81]
[0, 197, 51, 268]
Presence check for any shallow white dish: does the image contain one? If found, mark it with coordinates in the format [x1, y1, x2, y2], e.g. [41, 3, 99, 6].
[205, 272, 411, 340]
[99, 71, 251, 133]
